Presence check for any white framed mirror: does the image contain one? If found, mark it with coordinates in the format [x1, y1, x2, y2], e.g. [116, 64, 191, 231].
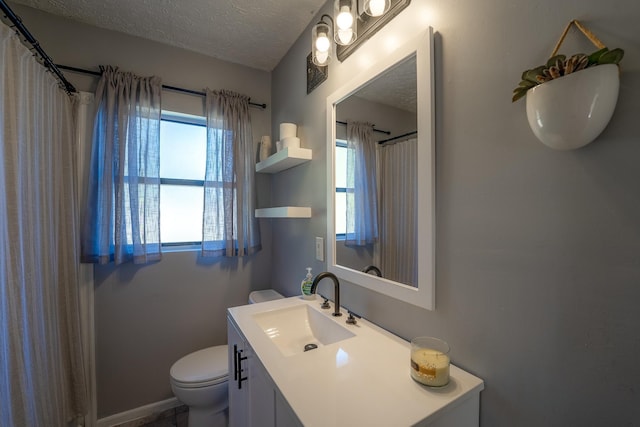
[326, 27, 435, 310]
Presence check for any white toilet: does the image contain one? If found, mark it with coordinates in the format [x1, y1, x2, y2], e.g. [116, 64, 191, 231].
[170, 289, 283, 427]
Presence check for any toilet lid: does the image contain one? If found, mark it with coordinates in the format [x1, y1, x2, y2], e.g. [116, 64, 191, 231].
[170, 345, 229, 388]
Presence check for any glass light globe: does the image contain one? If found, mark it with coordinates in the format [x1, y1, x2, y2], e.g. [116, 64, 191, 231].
[336, 6, 353, 30]
[337, 28, 353, 45]
[315, 34, 330, 52]
[315, 50, 329, 65]
[367, 0, 387, 16]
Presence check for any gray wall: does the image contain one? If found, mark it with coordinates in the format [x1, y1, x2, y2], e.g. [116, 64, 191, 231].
[335, 241, 374, 272]
[335, 95, 416, 140]
[271, 0, 640, 426]
[9, 4, 274, 418]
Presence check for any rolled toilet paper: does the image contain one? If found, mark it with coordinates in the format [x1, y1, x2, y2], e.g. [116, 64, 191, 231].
[282, 137, 300, 149]
[280, 123, 297, 139]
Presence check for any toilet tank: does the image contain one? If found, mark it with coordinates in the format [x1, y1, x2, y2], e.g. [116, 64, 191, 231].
[248, 289, 284, 304]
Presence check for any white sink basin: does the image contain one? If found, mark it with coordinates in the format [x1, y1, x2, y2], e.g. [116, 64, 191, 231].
[253, 304, 355, 356]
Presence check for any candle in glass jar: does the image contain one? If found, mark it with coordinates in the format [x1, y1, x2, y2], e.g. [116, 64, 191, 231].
[410, 347, 450, 387]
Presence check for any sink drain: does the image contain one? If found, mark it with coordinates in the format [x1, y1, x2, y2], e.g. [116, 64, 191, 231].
[304, 343, 318, 352]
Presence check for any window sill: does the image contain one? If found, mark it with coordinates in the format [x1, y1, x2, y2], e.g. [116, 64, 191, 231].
[161, 243, 200, 253]
[255, 207, 311, 218]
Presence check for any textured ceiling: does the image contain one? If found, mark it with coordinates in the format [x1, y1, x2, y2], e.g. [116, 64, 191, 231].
[10, 0, 326, 71]
[355, 55, 417, 114]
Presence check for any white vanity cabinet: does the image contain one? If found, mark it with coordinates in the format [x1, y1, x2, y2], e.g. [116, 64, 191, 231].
[228, 298, 483, 427]
[227, 317, 249, 427]
[227, 314, 301, 427]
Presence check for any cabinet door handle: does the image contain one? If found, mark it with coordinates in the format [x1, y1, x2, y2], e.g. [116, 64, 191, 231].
[233, 344, 239, 381]
[233, 344, 248, 389]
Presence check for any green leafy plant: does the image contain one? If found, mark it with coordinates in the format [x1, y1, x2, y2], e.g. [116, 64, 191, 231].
[512, 47, 624, 102]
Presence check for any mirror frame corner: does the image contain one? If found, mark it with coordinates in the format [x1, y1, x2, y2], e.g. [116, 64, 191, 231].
[326, 27, 435, 311]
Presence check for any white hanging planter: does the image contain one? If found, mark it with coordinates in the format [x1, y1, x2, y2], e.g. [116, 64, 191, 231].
[525, 64, 620, 150]
[513, 20, 624, 150]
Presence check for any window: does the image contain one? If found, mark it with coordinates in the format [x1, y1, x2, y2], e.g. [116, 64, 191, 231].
[335, 139, 349, 238]
[159, 111, 207, 246]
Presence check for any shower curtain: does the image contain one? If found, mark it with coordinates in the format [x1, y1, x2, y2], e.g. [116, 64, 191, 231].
[0, 23, 87, 427]
[74, 92, 97, 427]
[376, 138, 418, 286]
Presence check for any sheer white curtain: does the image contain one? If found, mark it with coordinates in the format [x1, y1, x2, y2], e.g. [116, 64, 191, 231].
[74, 91, 97, 427]
[202, 89, 261, 257]
[81, 66, 162, 265]
[0, 23, 87, 427]
[346, 121, 379, 246]
[377, 138, 418, 285]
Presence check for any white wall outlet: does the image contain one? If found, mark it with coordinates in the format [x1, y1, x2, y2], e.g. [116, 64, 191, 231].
[315, 237, 324, 261]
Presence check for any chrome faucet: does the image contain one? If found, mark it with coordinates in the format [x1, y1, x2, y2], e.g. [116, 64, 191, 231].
[310, 272, 342, 317]
[362, 265, 382, 277]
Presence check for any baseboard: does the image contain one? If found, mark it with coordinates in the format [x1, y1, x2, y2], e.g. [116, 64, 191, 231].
[96, 397, 181, 427]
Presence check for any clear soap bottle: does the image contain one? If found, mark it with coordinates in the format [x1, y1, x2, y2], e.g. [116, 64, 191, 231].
[300, 267, 315, 300]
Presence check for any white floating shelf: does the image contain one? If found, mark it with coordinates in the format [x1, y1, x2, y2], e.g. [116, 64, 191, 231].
[255, 207, 311, 218]
[256, 147, 312, 174]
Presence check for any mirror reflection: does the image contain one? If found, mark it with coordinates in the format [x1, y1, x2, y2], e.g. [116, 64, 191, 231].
[334, 55, 418, 287]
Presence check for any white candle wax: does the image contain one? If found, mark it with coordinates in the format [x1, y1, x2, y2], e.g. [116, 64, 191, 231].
[410, 348, 450, 387]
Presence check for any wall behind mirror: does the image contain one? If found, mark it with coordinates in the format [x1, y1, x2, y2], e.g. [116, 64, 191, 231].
[326, 28, 435, 310]
[334, 55, 418, 286]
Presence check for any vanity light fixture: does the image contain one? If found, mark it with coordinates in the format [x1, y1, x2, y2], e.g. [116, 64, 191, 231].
[311, 0, 358, 66]
[334, 0, 357, 46]
[311, 0, 410, 66]
[312, 15, 334, 66]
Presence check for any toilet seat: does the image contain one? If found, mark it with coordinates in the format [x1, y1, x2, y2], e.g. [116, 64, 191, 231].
[170, 345, 228, 389]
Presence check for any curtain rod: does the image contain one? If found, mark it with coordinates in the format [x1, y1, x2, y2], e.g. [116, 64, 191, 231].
[377, 130, 417, 144]
[0, 0, 76, 94]
[58, 65, 268, 110]
[336, 120, 390, 135]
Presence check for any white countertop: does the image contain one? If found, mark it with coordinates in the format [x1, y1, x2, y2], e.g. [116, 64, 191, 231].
[228, 296, 484, 427]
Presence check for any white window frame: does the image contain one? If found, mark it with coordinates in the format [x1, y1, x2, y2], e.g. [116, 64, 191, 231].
[335, 138, 350, 240]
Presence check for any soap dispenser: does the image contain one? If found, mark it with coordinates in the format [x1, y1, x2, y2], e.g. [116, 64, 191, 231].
[301, 267, 315, 300]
